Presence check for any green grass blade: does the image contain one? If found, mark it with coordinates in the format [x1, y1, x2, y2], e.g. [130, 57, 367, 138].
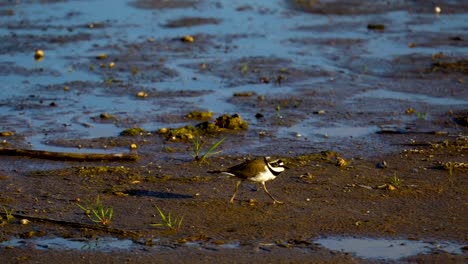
[201, 138, 224, 161]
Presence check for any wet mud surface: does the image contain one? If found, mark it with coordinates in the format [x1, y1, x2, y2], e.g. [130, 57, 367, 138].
[0, 0, 467, 263]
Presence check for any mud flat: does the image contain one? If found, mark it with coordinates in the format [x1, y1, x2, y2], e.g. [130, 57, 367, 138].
[0, 0, 467, 263]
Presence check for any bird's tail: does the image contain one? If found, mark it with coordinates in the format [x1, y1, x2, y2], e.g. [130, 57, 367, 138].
[207, 169, 225, 174]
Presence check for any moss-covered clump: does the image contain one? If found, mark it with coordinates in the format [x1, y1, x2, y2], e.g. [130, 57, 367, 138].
[120, 127, 145, 136]
[160, 113, 248, 141]
[164, 125, 197, 140]
[196, 121, 220, 134]
[215, 114, 248, 130]
[186, 111, 213, 120]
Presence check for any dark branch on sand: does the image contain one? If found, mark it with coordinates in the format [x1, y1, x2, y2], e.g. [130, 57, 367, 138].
[0, 212, 141, 238]
[0, 148, 138, 161]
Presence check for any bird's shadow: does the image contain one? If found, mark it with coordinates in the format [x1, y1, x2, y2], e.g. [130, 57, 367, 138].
[125, 189, 193, 199]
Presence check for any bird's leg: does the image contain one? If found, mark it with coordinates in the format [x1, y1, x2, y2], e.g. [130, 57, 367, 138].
[230, 180, 242, 204]
[262, 182, 284, 204]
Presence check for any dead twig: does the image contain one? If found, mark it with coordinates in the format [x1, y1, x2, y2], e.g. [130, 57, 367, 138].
[0, 148, 138, 161]
[0, 211, 141, 238]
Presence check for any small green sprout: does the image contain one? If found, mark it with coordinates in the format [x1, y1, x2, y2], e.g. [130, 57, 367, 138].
[151, 206, 183, 232]
[388, 173, 402, 189]
[76, 196, 113, 226]
[192, 135, 224, 163]
[2, 206, 15, 223]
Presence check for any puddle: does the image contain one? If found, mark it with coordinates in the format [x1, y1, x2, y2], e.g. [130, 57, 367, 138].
[349, 89, 468, 106]
[1, 237, 138, 252]
[315, 236, 466, 261]
[278, 119, 380, 140]
[0, 236, 241, 252]
[3, 235, 465, 260]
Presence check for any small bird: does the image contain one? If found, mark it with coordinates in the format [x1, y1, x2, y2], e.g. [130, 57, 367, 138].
[208, 157, 286, 204]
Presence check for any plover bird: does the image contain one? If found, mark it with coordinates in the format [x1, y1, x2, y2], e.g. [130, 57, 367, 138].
[209, 157, 286, 204]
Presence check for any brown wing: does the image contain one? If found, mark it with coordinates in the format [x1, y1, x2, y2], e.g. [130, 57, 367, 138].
[226, 158, 263, 180]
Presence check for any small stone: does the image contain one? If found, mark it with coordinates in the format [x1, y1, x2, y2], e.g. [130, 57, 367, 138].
[137, 91, 148, 98]
[405, 108, 415, 115]
[0, 131, 14, 137]
[100, 112, 112, 119]
[181, 35, 194, 43]
[34, 49, 44, 60]
[367, 24, 385, 30]
[96, 53, 107, 60]
[20, 219, 30, 225]
[377, 161, 388, 169]
[249, 199, 258, 205]
[130, 143, 137, 149]
[113, 191, 128, 197]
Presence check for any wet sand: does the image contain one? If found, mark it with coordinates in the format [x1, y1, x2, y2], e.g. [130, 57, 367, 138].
[0, 0, 467, 263]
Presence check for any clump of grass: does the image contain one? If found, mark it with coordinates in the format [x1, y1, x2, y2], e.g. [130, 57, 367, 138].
[75, 196, 113, 226]
[275, 105, 282, 118]
[415, 111, 427, 120]
[241, 63, 249, 74]
[151, 206, 183, 232]
[192, 134, 224, 163]
[275, 105, 285, 125]
[2, 206, 15, 223]
[388, 173, 402, 189]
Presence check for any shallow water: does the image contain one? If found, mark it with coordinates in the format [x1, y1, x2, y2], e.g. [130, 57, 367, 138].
[1, 237, 138, 252]
[1, 0, 466, 154]
[2, 235, 465, 261]
[350, 89, 468, 106]
[315, 236, 466, 260]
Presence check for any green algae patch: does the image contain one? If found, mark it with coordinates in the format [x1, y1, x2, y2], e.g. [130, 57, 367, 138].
[120, 127, 146, 136]
[215, 114, 248, 130]
[430, 60, 468, 74]
[29, 166, 146, 182]
[287, 151, 340, 166]
[76, 166, 135, 176]
[431, 136, 468, 152]
[186, 111, 213, 120]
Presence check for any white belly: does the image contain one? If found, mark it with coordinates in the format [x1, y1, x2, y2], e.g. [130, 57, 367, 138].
[248, 169, 276, 183]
